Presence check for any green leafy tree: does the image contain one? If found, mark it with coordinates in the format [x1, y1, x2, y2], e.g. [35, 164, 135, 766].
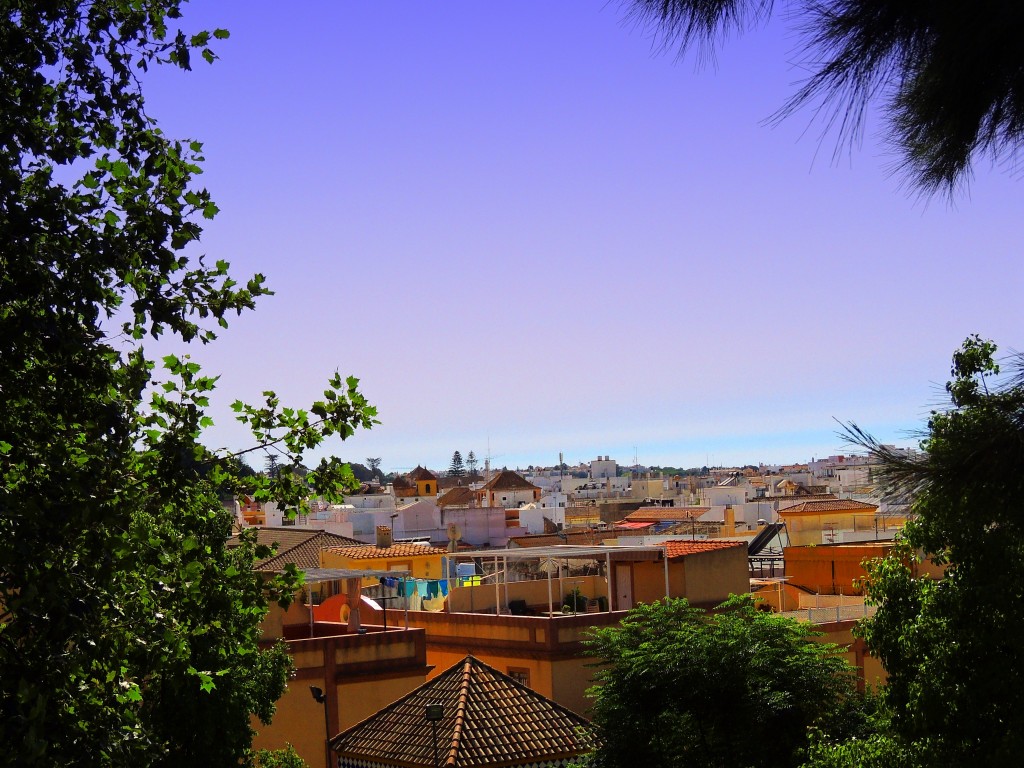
[265, 454, 282, 478]
[448, 450, 466, 477]
[622, 0, 1024, 194]
[0, 2, 375, 765]
[253, 744, 309, 768]
[584, 596, 860, 768]
[366, 456, 383, 480]
[827, 337, 1024, 766]
[466, 450, 478, 476]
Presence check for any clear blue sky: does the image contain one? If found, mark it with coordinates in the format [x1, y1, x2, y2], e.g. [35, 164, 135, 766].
[142, 1, 1022, 473]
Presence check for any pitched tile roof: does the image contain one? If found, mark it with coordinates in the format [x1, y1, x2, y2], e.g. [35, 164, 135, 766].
[226, 527, 361, 572]
[437, 486, 477, 508]
[408, 465, 438, 482]
[758, 493, 838, 504]
[780, 499, 879, 514]
[662, 540, 746, 560]
[330, 655, 594, 767]
[624, 507, 711, 523]
[481, 469, 540, 492]
[324, 543, 449, 560]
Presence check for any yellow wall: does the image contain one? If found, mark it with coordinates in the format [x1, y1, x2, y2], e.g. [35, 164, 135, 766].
[682, 546, 750, 604]
[320, 549, 444, 585]
[628, 547, 749, 607]
[447, 574, 608, 614]
[781, 511, 908, 546]
[750, 581, 806, 612]
[785, 542, 944, 595]
[252, 629, 429, 768]
[785, 543, 893, 594]
[551, 655, 596, 715]
[261, 593, 312, 640]
[392, 608, 624, 715]
[253, 673, 328, 768]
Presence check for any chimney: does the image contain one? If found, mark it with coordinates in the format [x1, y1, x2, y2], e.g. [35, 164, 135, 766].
[375, 524, 392, 549]
[724, 505, 736, 537]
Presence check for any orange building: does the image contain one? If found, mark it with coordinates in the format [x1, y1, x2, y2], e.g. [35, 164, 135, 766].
[784, 541, 944, 595]
[248, 532, 434, 768]
[331, 655, 594, 768]
[779, 498, 903, 545]
[393, 466, 439, 500]
[320, 541, 448, 586]
[371, 542, 750, 714]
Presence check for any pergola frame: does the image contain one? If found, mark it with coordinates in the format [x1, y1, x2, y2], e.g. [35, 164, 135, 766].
[446, 545, 668, 615]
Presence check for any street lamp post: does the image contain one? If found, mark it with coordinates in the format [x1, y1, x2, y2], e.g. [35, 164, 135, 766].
[424, 703, 444, 768]
[310, 685, 331, 768]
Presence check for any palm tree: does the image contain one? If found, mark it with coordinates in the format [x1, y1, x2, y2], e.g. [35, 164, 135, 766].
[623, 0, 1024, 194]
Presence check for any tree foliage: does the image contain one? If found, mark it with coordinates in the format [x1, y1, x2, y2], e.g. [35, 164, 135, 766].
[366, 456, 382, 480]
[832, 337, 1024, 766]
[0, 2, 375, 765]
[583, 597, 860, 768]
[448, 450, 466, 477]
[622, 0, 1024, 194]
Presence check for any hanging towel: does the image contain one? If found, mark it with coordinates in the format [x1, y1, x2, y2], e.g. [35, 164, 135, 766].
[427, 581, 439, 599]
[439, 580, 449, 596]
[403, 580, 416, 598]
[416, 581, 429, 598]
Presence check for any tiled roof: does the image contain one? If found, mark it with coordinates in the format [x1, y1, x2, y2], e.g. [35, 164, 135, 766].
[437, 486, 477, 508]
[227, 527, 361, 572]
[662, 541, 746, 560]
[624, 507, 710, 522]
[324, 543, 449, 560]
[757, 493, 837, 504]
[408, 465, 438, 482]
[780, 499, 879, 514]
[482, 469, 540, 492]
[330, 655, 594, 767]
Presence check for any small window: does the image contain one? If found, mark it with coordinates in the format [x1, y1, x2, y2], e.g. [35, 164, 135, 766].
[507, 667, 530, 687]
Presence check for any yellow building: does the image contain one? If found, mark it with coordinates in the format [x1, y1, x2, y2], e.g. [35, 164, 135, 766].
[252, 594, 431, 768]
[391, 465, 440, 499]
[779, 498, 908, 545]
[372, 542, 751, 714]
[320, 541, 448, 586]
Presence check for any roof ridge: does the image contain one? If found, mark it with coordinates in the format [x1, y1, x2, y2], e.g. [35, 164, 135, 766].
[447, 656, 475, 765]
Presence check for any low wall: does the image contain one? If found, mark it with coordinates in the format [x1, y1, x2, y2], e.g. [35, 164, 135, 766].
[447, 574, 609, 614]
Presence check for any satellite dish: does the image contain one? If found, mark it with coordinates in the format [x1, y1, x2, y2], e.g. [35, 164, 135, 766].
[447, 523, 462, 553]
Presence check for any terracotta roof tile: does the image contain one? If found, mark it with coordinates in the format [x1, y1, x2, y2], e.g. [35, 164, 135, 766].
[780, 499, 879, 514]
[437, 486, 477, 508]
[227, 527, 361, 572]
[759, 493, 838, 504]
[481, 470, 540, 492]
[325, 543, 449, 559]
[330, 656, 594, 767]
[408, 465, 438, 482]
[662, 540, 746, 560]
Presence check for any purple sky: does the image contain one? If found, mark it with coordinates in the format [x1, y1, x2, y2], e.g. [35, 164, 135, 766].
[141, 1, 1022, 473]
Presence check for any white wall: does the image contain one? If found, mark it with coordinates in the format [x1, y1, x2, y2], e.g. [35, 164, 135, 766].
[590, 457, 617, 479]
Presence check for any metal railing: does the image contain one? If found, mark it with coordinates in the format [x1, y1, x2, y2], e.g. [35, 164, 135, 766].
[779, 603, 877, 624]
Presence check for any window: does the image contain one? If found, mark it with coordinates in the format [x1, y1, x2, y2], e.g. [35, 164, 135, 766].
[507, 667, 530, 687]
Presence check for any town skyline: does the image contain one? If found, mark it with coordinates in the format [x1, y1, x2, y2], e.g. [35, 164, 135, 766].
[136, 1, 1020, 475]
